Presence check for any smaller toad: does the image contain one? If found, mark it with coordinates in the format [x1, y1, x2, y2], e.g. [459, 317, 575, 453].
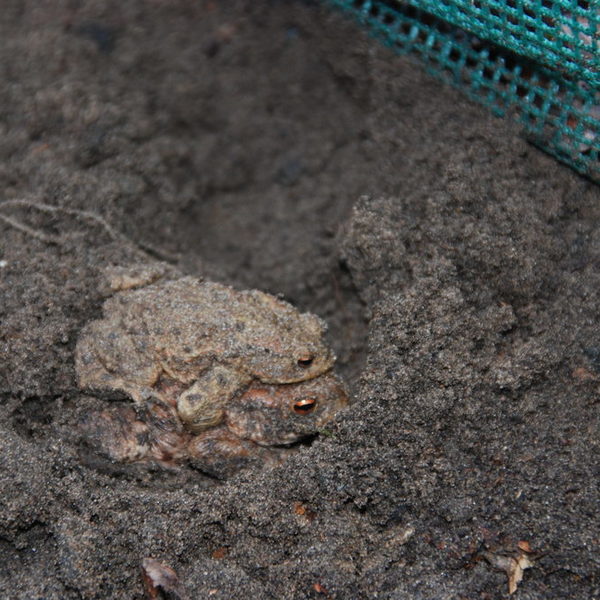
[76, 272, 336, 432]
[80, 372, 348, 478]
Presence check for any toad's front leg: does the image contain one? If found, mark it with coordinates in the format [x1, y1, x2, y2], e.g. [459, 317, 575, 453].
[186, 425, 282, 479]
[176, 366, 252, 432]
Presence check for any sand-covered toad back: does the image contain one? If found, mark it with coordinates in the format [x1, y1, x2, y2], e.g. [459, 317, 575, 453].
[75, 274, 337, 432]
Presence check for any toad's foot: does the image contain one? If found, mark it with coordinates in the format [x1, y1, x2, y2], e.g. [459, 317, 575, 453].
[78, 399, 189, 466]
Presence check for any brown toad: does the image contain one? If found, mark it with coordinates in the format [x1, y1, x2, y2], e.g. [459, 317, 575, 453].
[80, 372, 348, 478]
[75, 274, 336, 432]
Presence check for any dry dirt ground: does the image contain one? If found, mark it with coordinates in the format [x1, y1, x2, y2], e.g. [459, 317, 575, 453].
[0, 2, 598, 599]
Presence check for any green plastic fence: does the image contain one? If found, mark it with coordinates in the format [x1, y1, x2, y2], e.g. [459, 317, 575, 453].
[326, 0, 600, 182]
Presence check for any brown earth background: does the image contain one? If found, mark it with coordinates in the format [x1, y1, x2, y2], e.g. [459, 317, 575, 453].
[0, 1, 598, 599]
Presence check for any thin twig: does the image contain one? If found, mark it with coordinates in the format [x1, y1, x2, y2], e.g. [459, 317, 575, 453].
[0, 199, 179, 263]
[1, 199, 126, 242]
[0, 212, 63, 244]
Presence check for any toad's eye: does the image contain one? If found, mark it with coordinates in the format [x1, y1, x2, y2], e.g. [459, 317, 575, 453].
[297, 355, 314, 368]
[293, 398, 317, 414]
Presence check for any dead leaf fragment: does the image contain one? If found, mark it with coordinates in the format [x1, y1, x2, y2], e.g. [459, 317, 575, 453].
[141, 557, 189, 600]
[294, 501, 317, 521]
[211, 546, 229, 559]
[517, 540, 532, 553]
[294, 501, 306, 515]
[313, 582, 330, 595]
[483, 548, 535, 594]
[572, 366, 597, 381]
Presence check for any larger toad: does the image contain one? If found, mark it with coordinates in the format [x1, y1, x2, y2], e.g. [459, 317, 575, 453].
[76, 274, 336, 432]
[80, 372, 348, 478]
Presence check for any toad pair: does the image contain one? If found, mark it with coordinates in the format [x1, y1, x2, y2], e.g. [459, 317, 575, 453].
[76, 270, 347, 477]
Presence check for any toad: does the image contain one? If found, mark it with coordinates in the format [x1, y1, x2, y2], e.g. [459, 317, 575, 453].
[80, 372, 348, 478]
[75, 272, 336, 432]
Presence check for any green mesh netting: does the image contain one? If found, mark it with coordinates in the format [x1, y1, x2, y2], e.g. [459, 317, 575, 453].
[326, 0, 600, 182]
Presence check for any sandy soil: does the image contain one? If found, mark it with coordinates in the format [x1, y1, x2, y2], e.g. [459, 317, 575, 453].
[0, 1, 598, 598]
